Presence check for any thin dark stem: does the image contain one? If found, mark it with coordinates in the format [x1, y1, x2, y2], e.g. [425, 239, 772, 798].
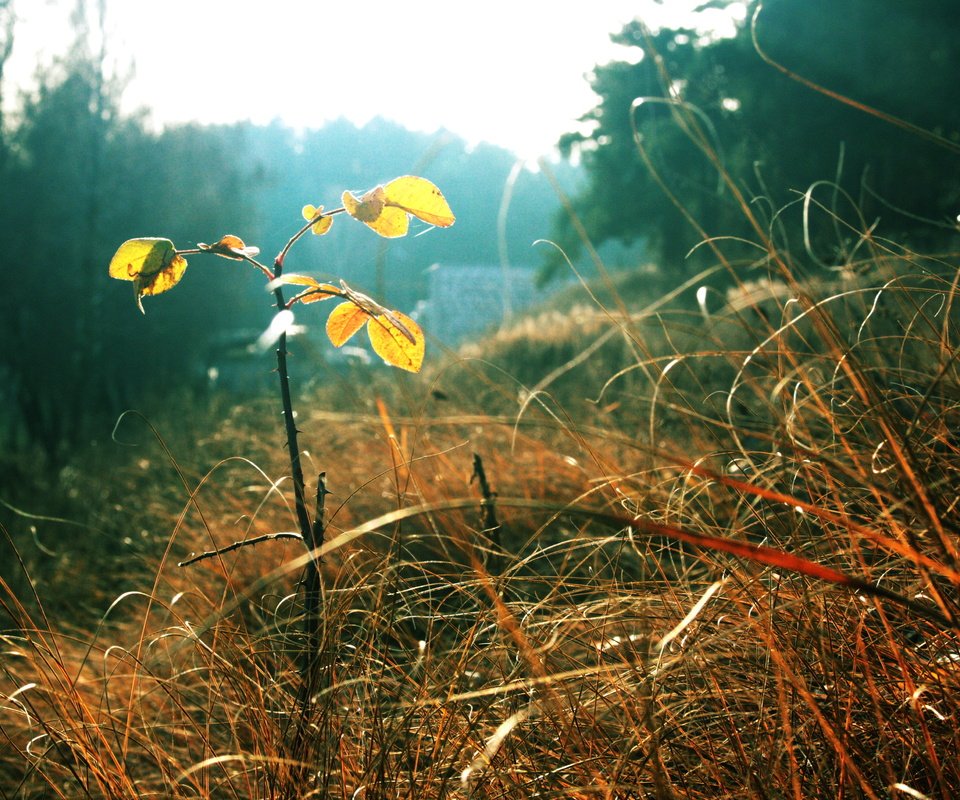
[472, 453, 500, 534]
[286, 474, 330, 777]
[271, 245, 314, 548]
[300, 473, 329, 695]
[272, 241, 326, 699]
[274, 330, 315, 547]
[177, 532, 302, 567]
[472, 453, 502, 573]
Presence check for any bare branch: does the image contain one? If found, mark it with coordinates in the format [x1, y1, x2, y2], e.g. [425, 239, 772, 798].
[178, 532, 303, 568]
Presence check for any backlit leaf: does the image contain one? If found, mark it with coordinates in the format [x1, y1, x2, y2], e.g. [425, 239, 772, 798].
[368, 311, 425, 373]
[108, 237, 176, 281]
[108, 237, 188, 313]
[383, 176, 455, 228]
[342, 177, 455, 239]
[197, 234, 260, 260]
[297, 284, 340, 304]
[365, 205, 409, 238]
[267, 274, 322, 289]
[326, 301, 369, 346]
[342, 186, 386, 223]
[267, 274, 341, 304]
[342, 185, 410, 238]
[301, 203, 334, 235]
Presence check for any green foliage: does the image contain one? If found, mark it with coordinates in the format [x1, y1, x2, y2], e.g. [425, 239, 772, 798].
[555, 0, 960, 278]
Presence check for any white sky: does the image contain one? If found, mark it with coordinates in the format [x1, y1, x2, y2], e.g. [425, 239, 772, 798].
[5, 1, 743, 161]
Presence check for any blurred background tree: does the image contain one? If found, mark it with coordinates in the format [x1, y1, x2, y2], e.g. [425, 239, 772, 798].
[0, 1, 252, 462]
[552, 0, 960, 280]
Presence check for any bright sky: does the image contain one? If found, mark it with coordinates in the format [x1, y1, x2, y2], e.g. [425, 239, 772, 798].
[6, 1, 743, 161]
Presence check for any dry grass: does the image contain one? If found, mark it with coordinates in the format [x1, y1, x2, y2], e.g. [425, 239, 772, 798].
[3, 231, 960, 799]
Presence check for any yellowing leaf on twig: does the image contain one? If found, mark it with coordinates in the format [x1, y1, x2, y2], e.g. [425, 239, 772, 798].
[266, 274, 342, 305]
[342, 175, 455, 239]
[108, 237, 188, 313]
[301, 204, 334, 235]
[325, 300, 425, 372]
[197, 234, 260, 260]
[341, 185, 409, 237]
[368, 311, 424, 372]
[286, 275, 340, 304]
[297, 284, 340, 304]
[341, 186, 385, 223]
[383, 176, 455, 228]
[326, 301, 369, 347]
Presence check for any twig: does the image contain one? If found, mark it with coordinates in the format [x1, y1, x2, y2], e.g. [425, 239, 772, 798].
[292, 474, 329, 742]
[472, 453, 502, 572]
[178, 532, 303, 567]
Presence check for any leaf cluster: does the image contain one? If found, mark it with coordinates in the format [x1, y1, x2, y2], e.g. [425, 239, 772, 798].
[107, 176, 454, 372]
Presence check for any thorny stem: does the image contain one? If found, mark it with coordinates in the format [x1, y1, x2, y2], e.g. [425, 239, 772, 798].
[272, 314, 313, 540]
[302, 474, 328, 689]
[272, 233, 327, 697]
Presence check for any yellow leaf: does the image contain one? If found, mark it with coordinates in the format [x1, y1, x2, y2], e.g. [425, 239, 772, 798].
[136, 254, 187, 295]
[266, 274, 341, 303]
[367, 311, 425, 373]
[342, 185, 410, 238]
[383, 176, 455, 228]
[366, 205, 409, 238]
[197, 234, 260, 260]
[273, 274, 322, 288]
[108, 237, 188, 313]
[109, 237, 176, 281]
[326, 301, 369, 347]
[343, 177, 454, 238]
[301, 203, 333, 235]
[298, 283, 340, 304]
[342, 186, 386, 223]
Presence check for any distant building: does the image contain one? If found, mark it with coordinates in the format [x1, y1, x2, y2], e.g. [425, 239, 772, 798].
[423, 264, 541, 345]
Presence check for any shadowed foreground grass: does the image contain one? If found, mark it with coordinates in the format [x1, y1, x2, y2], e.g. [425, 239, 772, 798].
[2, 243, 960, 798]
